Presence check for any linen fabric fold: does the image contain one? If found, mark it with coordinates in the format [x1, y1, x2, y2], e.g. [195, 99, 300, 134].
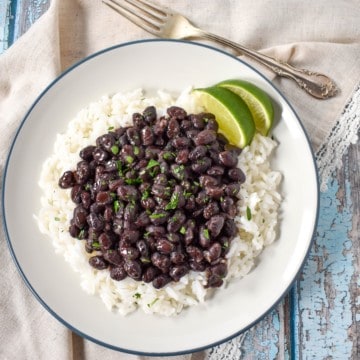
[0, 0, 359, 359]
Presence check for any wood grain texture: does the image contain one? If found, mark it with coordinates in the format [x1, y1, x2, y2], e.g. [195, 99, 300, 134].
[0, 0, 10, 53]
[2, 0, 359, 359]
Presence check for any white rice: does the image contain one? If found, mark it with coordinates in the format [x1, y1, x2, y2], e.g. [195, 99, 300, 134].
[36, 88, 282, 316]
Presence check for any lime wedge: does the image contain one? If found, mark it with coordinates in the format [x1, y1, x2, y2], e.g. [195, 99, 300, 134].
[217, 79, 274, 136]
[194, 86, 255, 148]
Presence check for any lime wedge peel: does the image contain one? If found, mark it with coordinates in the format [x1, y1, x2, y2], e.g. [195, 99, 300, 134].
[194, 86, 255, 149]
[216, 79, 274, 136]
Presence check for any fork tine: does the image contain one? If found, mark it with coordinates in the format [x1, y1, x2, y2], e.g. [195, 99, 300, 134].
[103, 0, 161, 35]
[125, 0, 168, 18]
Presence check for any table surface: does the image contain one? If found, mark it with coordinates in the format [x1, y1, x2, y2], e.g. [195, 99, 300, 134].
[1, 1, 359, 359]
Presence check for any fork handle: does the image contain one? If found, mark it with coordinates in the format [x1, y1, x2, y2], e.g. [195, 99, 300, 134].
[197, 31, 338, 99]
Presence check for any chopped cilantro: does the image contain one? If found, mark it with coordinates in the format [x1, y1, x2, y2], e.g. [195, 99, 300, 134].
[133, 146, 140, 155]
[146, 159, 159, 169]
[113, 200, 120, 213]
[133, 293, 141, 299]
[54, 217, 60, 221]
[107, 126, 114, 131]
[141, 188, 150, 200]
[149, 212, 166, 219]
[179, 226, 186, 235]
[246, 206, 252, 221]
[125, 178, 142, 185]
[125, 155, 134, 164]
[165, 192, 179, 210]
[111, 145, 119, 155]
[92, 241, 101, 250]
[147, 298, 159, 307]
[203, 228, 210, 240]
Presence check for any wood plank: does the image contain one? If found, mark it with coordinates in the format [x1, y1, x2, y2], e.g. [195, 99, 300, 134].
[0, 1, 11, 53]
[12, 0, 49, 43]
[293, 136, 360, 359]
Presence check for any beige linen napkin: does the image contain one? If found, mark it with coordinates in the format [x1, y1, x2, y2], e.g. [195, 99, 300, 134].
[0, 0, 359, 359]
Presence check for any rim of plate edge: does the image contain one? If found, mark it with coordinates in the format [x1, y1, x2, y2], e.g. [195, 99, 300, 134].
[1, 39, 320, 356]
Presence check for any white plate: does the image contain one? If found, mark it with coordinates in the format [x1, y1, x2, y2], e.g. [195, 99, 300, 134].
[2, 40, 319, 355]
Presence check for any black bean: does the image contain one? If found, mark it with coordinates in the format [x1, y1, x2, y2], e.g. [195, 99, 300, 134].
[96, 133, 116, 151]
[207, 165, 225, 176]
[59, 171, 76, 188]
[199, 175, 219, 188]
[126, 128, 141, 146]
[191, 157, 212, 173]
[89, 256, 108, 270]
[120, 246, 140, 260]
[151, 252, 171, 272]
[167, 118, 180, 138]
[93, 148, 109, 163]
[71, 185, 83, 204]
[87, 213, 104, 232]
[123, 203, 138, 223]
[205, 185, 224, 199]
[142, 266, 160, 283]
[225, 183, 241, 197]
[153, 274, 171, 289]
[228, 168, 246, 182]
[141, 126, 154, 145]
[186, 245, 204, 262]
[156, 238, 175, 254]
[194, 129, 217, 145]
[223, 219, 237, 237]
[170, 250, 187, 265]
[80, 145, 96, 161]
[219, 150, 238, 167]
[69, 224, 80, 238]
[98, 233, 113, 250]
[103, 249, 123, 265]
[110, 265, 127, 281]
[73, 205, 88, 229]
[206, 215, 225, 237]
[188, 145, 207, 161]
[96, 191, 113, 206]
[172, 137, 191, 149]
[143, 106, 157, 123]
[117, 185, 139, 202]
[124, 260, 142, 280]
[132, 112, 146, 129]
[169, 265, 189, 281]
[203, 201, 220, 219]
[134, 211, 150, 227]
[203, 242, 222, 263]
[167, 106, 187, 119]
[175, 149, 189, 164]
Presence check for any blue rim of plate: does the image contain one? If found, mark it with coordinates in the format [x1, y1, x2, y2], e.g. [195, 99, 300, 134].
[2, 38, 320, 356]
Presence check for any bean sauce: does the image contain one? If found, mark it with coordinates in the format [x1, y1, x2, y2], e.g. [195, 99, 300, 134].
[58, 106, 246, 289]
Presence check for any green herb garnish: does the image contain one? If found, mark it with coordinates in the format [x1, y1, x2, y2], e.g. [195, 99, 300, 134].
[133, 293, 142, 299]
[125, 155, 134, 164]
[133, 146, 140, 155]
[179, 226, 186, 235]
[113, 200, 120, 213]
[147, 298, 159, 307]
[54, 217, 60, 221]
[203, 228, 210, 240]
[107, 126, 114, 131]
[111, 145, 119, 155]
[125, 178, 142, 185]
[165, 192, 179, 210]
[149, 212, 166, 219]
[246, 206, 252, 221]
[92, 241, 101, 250]
[146, 159, 159, 169]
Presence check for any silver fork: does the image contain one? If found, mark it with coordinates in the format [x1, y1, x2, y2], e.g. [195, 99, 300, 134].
[103, 0, 338, 99]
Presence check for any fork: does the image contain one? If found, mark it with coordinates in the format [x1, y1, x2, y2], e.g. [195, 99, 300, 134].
[103, 0, 338, 99]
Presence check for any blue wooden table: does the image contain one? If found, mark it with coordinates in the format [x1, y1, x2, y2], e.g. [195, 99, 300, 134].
[1, 1, 358, 359]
